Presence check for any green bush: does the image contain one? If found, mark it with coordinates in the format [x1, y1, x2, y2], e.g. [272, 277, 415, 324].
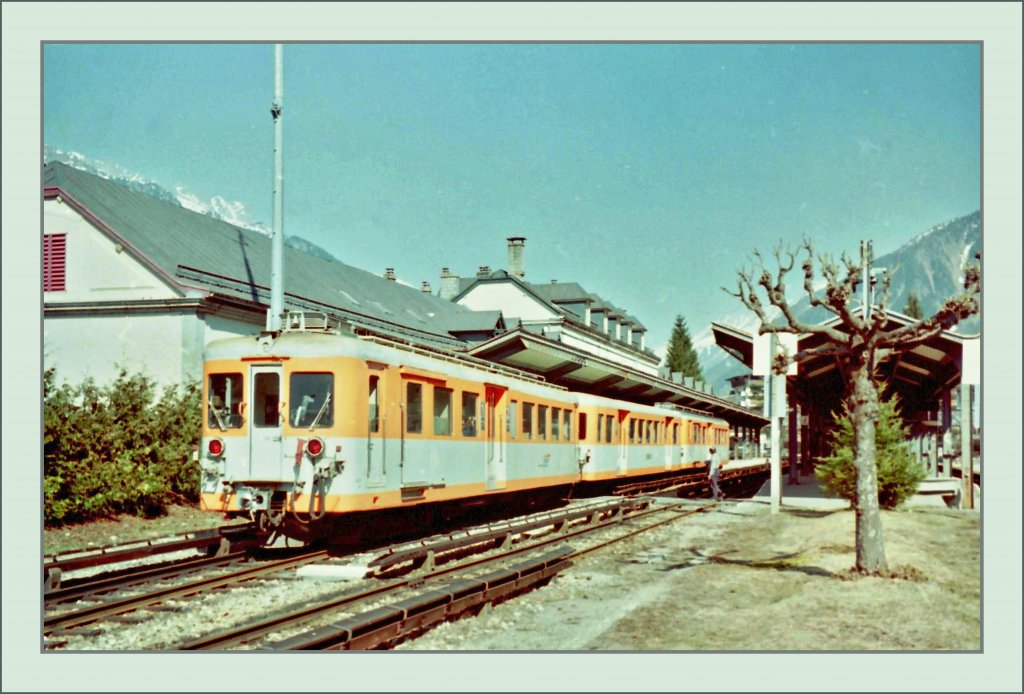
[815, 395, 926, 509]
[43, 368, 201, 525]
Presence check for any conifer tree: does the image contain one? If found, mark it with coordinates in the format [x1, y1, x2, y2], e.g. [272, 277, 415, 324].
[904, 292, 923, 319]
[664, 314, 704, 380]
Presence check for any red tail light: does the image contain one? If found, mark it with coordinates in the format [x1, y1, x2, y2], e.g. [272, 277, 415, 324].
[208, 438, 225, 457]
[306, 437, 325, 458]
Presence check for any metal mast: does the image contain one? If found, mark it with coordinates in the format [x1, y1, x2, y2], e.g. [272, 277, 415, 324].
[267, 44, 285, 331]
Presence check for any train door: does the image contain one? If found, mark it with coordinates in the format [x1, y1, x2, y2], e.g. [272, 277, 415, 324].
[366, 368, 387, 487]
[248, 365, 285, 480]
[617, 409, 629, 476]
[485, 385, 506, 490]
[663, 418, 674, 470]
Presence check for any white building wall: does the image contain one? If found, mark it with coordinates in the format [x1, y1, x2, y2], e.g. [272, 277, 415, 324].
[43, 199, 266, 387]
[45, 313, 190, 387]
[560, 329, 661, 376]
[44, 199, 180, 302]
[456, 283, 556, 322]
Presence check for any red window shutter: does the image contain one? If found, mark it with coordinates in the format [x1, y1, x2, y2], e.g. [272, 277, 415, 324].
[43, 233, 66, 292]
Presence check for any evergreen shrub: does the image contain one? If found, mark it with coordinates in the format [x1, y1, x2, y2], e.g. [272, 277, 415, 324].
[815, 395, 926, 509]
[43, 368, 201, 525]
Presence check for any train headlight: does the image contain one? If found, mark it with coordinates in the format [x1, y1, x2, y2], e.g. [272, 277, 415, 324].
[208, 437, 225, 458]
[305, 437, 325, 459]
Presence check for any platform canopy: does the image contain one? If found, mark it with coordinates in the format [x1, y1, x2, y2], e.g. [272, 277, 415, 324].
[712, 313, 979, 423]
[470, 328, 767, 429]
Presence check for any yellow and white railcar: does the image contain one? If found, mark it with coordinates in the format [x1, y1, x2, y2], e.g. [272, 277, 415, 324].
[198, 314, 729, 540]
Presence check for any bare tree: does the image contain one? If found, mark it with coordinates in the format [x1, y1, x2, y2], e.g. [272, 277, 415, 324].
[726, 240, 980, 573]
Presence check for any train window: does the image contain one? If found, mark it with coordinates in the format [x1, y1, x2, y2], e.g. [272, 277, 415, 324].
[290, 373, 334, 429]
[552, 408, 562, 440]
[605, 415, 613, 444]
[523, 402, 534, 440]
[207, 373, 243, 430]
[672, 422, 678, 445]
[461, 392, 478, 436]
[629, 418, 636, 444]
[254, 372, 280, 428]
[434, 388, 453, 436]
[538, 405, 548, 440]
[597, 414, 604, 442]
[507, 400, 517, 438]
[563, 409, 572, 440]
[407, 382, 423, 434]
[578, 412, 587, 440]
[368, 376, 379, 433]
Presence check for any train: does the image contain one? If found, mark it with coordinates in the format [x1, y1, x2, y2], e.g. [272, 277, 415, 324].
[199, 312, 730, 543]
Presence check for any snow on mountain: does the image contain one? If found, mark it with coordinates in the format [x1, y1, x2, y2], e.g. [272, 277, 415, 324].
[44, 145, 329, 258]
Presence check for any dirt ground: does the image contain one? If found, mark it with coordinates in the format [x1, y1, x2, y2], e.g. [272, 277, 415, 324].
[396, 501, 980, 651]
[43, 501, 980, 652]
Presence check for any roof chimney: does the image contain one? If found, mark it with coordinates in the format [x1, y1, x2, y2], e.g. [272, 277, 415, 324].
[507, 236, 526, 280]
[384, 268, 396, 281]
[439, 267, 461, 301]
[476, 265, 491, 278]
[420, 281, 432, 293]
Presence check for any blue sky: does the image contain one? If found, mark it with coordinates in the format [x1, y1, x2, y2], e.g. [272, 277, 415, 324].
[43, 42, 981, 352]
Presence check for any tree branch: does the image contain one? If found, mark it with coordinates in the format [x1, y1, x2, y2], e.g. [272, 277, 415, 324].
[878, 262, 981, 349]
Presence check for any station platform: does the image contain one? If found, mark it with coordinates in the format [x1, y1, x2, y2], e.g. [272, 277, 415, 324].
[745, 474, 850, 511]
[742, 473, 978, 511]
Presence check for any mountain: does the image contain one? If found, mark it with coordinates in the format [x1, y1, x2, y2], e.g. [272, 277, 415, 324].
[697, 211, 982, 394]
[43, 145, 337, 261]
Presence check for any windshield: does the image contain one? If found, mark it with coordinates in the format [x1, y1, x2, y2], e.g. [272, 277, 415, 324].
[290, 372, 334, 429]
[207, 373, 244, 430]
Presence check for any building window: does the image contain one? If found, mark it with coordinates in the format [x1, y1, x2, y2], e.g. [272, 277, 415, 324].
[44, 233, 67, 292]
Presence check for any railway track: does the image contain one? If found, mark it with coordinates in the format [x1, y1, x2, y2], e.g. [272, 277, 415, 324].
[43, 548, 327, 641]
[46, 465, 768, 650]
[180, 497, 715, 651]
[44, 522, 259, 592]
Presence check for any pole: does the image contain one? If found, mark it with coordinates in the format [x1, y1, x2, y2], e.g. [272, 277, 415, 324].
[861, 241, 868, 321]
[960, 384, 973, 508]
[768, 334, 781, 513]
[267, 44, 285, 332]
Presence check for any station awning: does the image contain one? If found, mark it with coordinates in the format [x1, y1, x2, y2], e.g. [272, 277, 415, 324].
[469, 328, 767, 428]
[711, 314, 978, 422]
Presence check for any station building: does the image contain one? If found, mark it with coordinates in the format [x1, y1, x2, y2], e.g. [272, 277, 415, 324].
[712, 314, 981, 507]
[41, 161, 765, 436]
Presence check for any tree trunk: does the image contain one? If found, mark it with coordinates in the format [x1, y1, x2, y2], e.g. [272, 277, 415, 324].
[850, 361, 888, 573]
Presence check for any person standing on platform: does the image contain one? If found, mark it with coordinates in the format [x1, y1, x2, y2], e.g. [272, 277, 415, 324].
[707, 447, 724, 501]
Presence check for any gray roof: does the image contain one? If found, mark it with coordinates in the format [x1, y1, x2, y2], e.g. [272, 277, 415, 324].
[44, 162, 502, 348]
